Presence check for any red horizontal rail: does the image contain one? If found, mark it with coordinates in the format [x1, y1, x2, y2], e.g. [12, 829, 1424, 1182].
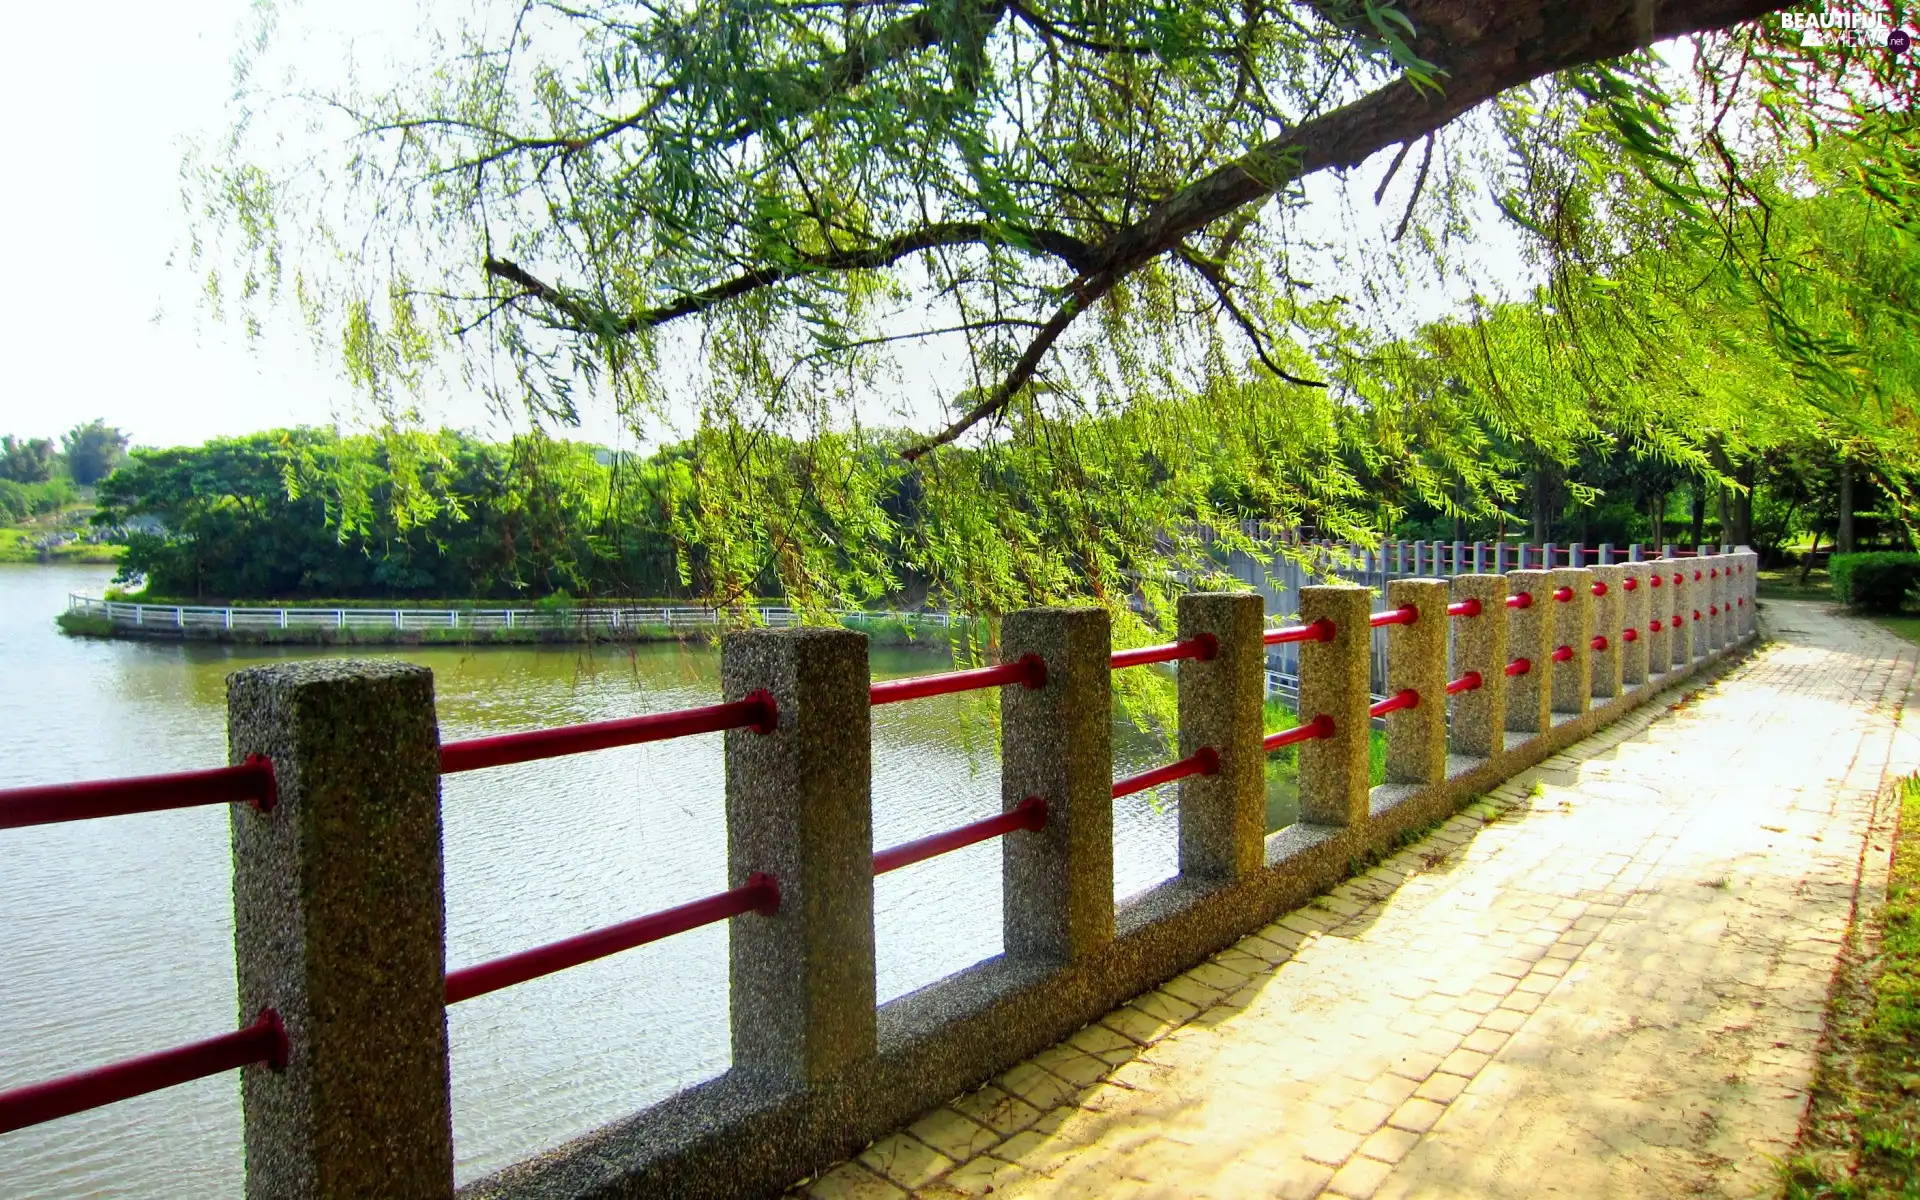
[439, 694, 777, 774]
[1551, 645, 1574, 663]
[1370, 605, 1418, 628]
[1263, 714, 1335, 752]
[1447, 598, 1482, 618]
[1624, 577, 1639, 591]
[1673, 573, 1684, 584]
[1446, 672, 1483, 696]
[1591, 635, 1609, 652]
[1552, 586, 1574, 603]
[1112, 747, 1220, 799]
[1694, 570, 1703, 581]
[1369, 689, 1419, 718]
[1650, 619, 1664, 631]
[869, 655, 1045, 706]
[1507, 593, 1532, 609]
[1711, 568, 1720, 579]
[1505, 658, 1532, 677]
[1111, 635, 1217, 670]
[0, 1009, 286, 1136]
[1591, 581, 1608, 597]
[872, 797, 1047, 875]
[445, 874, 780, 1004]
[1738, 597, 1746, 607]
[0, 757, 276, 831]
[1622, 628, 1640, 642]
[1650, 575, 1663, 588]
[1265, 620, 1335, 646]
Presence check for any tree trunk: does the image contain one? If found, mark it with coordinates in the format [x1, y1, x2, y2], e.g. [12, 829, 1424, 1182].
[1690, 481, 1706, 546]
[1838, 458, 1855, 554]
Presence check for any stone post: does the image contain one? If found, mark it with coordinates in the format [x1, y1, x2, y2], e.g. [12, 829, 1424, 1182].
[1384, 579, 1449, 786]
[1297, 585, 1372, 828]
[1712, 556, 1731, 649]
[723, 628, 876, 1085]
[227, 661, 454, 1200]
[1620, 562, 1651, 687]
[1644, 566, 1670, 676]
[1741, 550, 1758, 636]
[1472, 541, 1486, 573]
[1670, 563, 1693, 667]
[1505, 570, 1553, 737]
[1176, 593, 1266, 880]
[1590, 564, 1625, 700]
[1447, 574, 1508, 759]
[1001, 608, 1114, 961]
[1549, 568, 1595, 715]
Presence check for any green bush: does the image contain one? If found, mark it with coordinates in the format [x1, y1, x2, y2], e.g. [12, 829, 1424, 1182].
[1831, 552, 1920, 613]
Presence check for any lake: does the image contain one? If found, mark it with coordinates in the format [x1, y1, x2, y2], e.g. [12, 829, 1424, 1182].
[0, 564, 1296, 1196]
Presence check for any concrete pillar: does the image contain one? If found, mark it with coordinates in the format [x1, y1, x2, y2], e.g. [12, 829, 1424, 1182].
[1598, 542, 1613, 566]
[1447, 574, 1508, 759]
[1452, 540, 1466, 576]
[1176, 593, 1265, 881]
[1297, 585, 1372, 828]
[1492, 542, 1506, 573]
[1644, 564, 1670, 676]
[1669, 563, 1693, 667]
[1001, 608, 1113, 961]
[227, 661, 454, 1199]
[1712, 556, 1731, 649]
[1384, 579, 1448, 786]
[1472, 541, 1486, 573]
[1549, 567, 1594, 715]
[1590, 564, 1625, 699]
[1620, 562, 1651, 687]
[723, 627, 876, 1084]
[1741, 549, 1758, 635]
[1505, 570, 1553, 737]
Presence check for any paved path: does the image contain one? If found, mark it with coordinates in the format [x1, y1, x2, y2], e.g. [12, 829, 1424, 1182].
[795, 601, 1920, 1200]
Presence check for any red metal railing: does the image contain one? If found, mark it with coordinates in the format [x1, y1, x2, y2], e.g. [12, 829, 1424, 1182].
[1507, 593, 1532, 609]
[1369, 689, 1419, 717]
[869, 655, 1046, 705]
[0, 757, 277, 831]
[1552, 586, 1574, 603]
[1505, 658, 1532, 677]
[1111, 635, 1217, 670]
[1447, 598, 1482, 618]
[1591, 581, 1608, 597]
[1551, 645, 1574, 663]
[1650, 574, 1663, 588]
[1590, 636, 1609, 652]
[1693, 610, 1703, 622]
[1624, 577, 1639, 591]
[1265, 620, 1335, 646]
[1622, 628, 1639, 643]
[1264, 714, 1335, 752]
[1650, 619, 1664, 631]
[1445, 672, 1482, 695]
[440, 694, 778, 774]
[1112, 747, 1220, 798]
[445, 875, 781, 1005]
[1370, 606, 1418, 628]
[0, 1010, 287, 1136]
[873, 797, 1048, 875]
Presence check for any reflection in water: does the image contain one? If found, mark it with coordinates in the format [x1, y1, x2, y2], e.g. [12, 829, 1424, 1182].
[0, 567, 1291, 1196]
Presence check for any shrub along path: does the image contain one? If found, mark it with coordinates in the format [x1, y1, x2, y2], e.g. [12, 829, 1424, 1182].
[790, 599, 1920, 1200]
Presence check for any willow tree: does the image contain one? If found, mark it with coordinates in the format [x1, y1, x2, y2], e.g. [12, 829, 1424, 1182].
[198, 0, 1911, 617]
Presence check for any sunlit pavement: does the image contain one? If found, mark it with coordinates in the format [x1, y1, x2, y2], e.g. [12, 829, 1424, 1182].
[795, 600, 1920, 1199]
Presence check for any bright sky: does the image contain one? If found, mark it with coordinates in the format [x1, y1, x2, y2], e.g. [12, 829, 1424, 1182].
[0, 0, 1538, 455]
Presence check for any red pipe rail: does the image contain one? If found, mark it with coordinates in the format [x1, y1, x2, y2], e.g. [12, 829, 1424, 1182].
[1650, 574, 1663, 588]
[445, 874, 781, 1005]
[1552, 586, 1575, 603]
[1263, 714, 1335, 752]
[1622, 628, 1640, 643]
[0, 1009, 287, 1136]
[1591, 581, 1608, 597]
[1447, 598, 1482, 618]
[1111, 635, 1217, 670]
[1649, 619, 1664, 631]
[873, 797, 1048, 875]
[1551, 645, 1574, 663]
[1624, 577, 1639, 591]
[440, 694, 778, 774]
[1265, 620, 1335, 646]
[1369, 605, 1418, 628]
[1505, 658, 1532, 677]
[1112, 747, 1220, 799]
[1369, 689, 1419, 718]
[0, 757, 277, 831]
[1445, 672, 1482, 695]
[1506, 593, 1533, 610]
[1590, 636, 1609, 652]
[869, 655, 1046, 706]
[1693, 610, 1703, 622]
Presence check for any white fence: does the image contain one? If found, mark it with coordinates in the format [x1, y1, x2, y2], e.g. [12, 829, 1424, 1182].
[65, 595, 952, 636]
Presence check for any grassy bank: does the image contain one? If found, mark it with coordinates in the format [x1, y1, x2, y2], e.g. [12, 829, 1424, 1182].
[1757, 566, 1833, 602]
[1785, 772, 1920, 1199]
[1, 527, 122, 564]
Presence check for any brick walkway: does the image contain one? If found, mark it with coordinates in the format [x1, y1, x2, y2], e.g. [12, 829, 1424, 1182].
[793, 601, 1920, 1200]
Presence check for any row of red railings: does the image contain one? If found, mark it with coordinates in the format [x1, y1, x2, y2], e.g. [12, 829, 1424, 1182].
[0, 559, 1754, 1141]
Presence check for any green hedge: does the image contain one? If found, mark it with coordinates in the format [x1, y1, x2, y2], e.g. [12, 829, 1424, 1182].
[1831, 553, 1920, 613]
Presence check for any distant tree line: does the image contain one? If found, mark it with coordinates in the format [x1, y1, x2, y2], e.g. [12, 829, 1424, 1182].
[0, 420, 129, 523]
